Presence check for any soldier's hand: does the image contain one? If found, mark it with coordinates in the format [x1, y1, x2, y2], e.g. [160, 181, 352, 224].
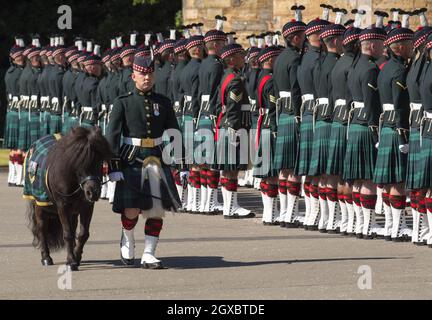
[109, 172, 124, 182]
[399, 144, 409, 154]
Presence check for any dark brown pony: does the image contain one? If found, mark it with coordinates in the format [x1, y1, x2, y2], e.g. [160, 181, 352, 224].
[27, 126, 112, 271]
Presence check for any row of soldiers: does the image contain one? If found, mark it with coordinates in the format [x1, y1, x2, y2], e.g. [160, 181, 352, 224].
[5, 5, 432, 249]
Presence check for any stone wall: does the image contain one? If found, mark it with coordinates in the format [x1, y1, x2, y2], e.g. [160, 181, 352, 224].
[183, 0, 432, 47]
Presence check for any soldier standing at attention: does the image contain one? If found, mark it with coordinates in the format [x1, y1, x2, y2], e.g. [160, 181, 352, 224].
[197, 16, 227, 215]
[179, 32, 205, 213]
[273, 6, 306, 228]
[118, 33, 138, 95]
[343, 17, 386, 239]
[154, 31, 176, 103]
[106, 55, 181, 269]
[296, 12, 330, 230]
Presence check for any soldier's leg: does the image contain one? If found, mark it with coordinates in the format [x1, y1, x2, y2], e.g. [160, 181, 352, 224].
[411, 190, 421, 244]
[189, 168, 201, 213]
[424, 190, 432, 247]
[302, 180, 311, 229]
[326, 175, 341, 233]
[285, 172, 302, 227]
[120, 208, 139, 266]
[344, 184, 356, 236]
[307, 177, 320, 230]
[278, 171, 288, 227]
[360, 179, 379, 239]
[141, 217, 164, 269]
[375, 185, 384, 215]
[15, 151, 24, 186]
[221, 170, 253, 219]
[261, 177, 279, 225]
[417, 192, 430, 244]
[206, 169, 222, 213]
[389, 184, 411, 241]
[352, 181, 364, 238]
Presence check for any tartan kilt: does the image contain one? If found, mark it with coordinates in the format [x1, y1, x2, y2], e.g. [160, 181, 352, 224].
[308, 120, 332, 176]
[295, 115, 314, 176]
[62, 116, 79, 135]
[343, 124, 377, 181]
[274, 114, 298, 171]
[49, 114, 62, 134]
[112, 147, 181, 214]
[406, 129, 422, 190]
[40, 112, 51, 136]
[418, 125, 432, 189]
[176, 116, 184, 132]
[18, 112, 30, 151]
[326, 121, 348, 176]
[3, 110, 19, 149]
[214, 128, 248, 171]
[182, 115, 194, 168]
[253, 128, 278, 178]
[23, 113, 41, 150]
[373, 127, 407, 185]
[194, 116, 214, 166]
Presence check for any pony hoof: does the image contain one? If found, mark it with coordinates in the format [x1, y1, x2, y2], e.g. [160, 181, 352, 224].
[41, 258, 54, 266]
[67, 264, 79, 271]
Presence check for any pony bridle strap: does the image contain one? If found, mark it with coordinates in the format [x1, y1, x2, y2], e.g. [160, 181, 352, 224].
[79, 175, 102, 188]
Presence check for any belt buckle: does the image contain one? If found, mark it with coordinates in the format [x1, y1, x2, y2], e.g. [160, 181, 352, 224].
[140, 138, 154, 148]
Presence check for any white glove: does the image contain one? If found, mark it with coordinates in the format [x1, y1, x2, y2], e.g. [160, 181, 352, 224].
[180, 171, 190, 183]
[399, 144, 409, 154]
[109, 172, 124, 182]
[375, 142, 379, 149]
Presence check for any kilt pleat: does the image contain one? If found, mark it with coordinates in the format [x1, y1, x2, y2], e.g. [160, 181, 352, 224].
[308, 120, 331, 176]
[406, 129, 422, 190]
[182, 116, 195, 168]
[194, 117, 214, 166]
[18, 112, 30, 151]
[3, 111, 19, 149]
[253, 129, 278, 178]
[40, 112, 51, 136]
[62, 116, 79, 135]
[326, 121, 347, 176]
[295, 115, 314, 176]
[373, 127, 407, 184]
[214, 128, 248, 171]
[343, 124, 377, 181]
[274, 114, 298, 171]
[49, 115, 62, 134]
[418, 134, 432, 189]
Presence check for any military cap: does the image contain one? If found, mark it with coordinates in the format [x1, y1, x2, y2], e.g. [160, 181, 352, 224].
[257, 45, 281, 63]
[174, 38, 187, 54]
[204, 29, 227, 43]
[359, 27, 387, 42]
[414, 26, 432, 49]
[65, 46, 77, 58]
[10, 45, 24, 59]
[67, 50, 80, 63]
[342, 26, 362, 46]
[220, 43, 245, 59]
[39, 47, 48, 57]
[102, 49, 112, 63]
[185, 35, 204, 50]
[384, 26, 414, 46]
[159, 39, 176, 54]
[282, 20, 307, 38]
[77, 51, 89, 63]
[23, 47, 32, 57]
[27, 47, 41, 59]
[320, 24, 346, 40]
[425, 33, 432, 50]
[248, 46, 261, 60]
[83, 53, 102, 66]
[305, 18, 331, 36]
[132, 55, 154, 74]
[135, 45, 152, 57]
[120, 44, 137, 59]
[110, 48, 121, 61]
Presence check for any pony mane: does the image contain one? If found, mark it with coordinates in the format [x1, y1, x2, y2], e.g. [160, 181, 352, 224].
[48, 127, 112, 176]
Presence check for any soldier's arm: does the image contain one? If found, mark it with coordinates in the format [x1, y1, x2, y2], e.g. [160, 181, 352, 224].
[225, 78, 243, 130]
[392, 70, 410, 144]
[362, 68, 381, 127]
[105, 98, 124, 171]
[209, 63, 224, 116]
[191, 73, 200, 119]
[265, 79, 278, 133]
[290, 57, 302, 118]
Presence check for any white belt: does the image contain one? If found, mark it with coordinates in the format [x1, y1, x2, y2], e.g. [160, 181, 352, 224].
[41, 96, 49, 103]
[352, 101, 364, 109]
[184, 95, 192, 102]
[279, 91, 291, 98]
[51, 97, 59, 104]
[123, 137, 163, 147]
[12, 96, 19, 102]
[174, 101, 180, 107]
[410, 103, 422, 111]
[425, 112, 432, 119]
[383, 104, 395, 111]
[259, 108, 270, 115]
[335, 99, 346, 107]
[249, 98, 256, 105]
[241, 104, 251, 111]
[22, 95, 30, 101]
[81, 107, 93, 112]
[101, 104, 107, 111]
[201, 94, 210, 103]
[31, 95, 38, 101]
[302, 94, 314, 102]
[8, 94, 12, 100]
[316, 98, 329, 105]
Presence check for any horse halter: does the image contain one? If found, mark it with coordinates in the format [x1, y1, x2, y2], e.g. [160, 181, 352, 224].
[55, 175, 104, 198]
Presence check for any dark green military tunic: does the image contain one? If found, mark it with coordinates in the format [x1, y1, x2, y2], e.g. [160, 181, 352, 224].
[96, 70, 110, 134]
[117, 66, 134, 96]
[4, 64, 24, 149]
[61, 67, 79, 134]
[405, 53, 426, 190]
[154, 61, 174, 103]
[309, 51, 340, 176]
[79, 74, 100, 127]
[48, 64, 66, 133]
[418, 56, 432, 188]
[374, 55, 410, 185]
[253, 68, 278, 178]
[273, 44, 302, 171]
[343, 54, 382, 181]
[326, 51, 356, 176]
[38, 64, 53, 135]
[171, 59, 188, 128]
[214, 67, 249, 171]
[105, 87, 181, 213]
[295, 44, 321, 176]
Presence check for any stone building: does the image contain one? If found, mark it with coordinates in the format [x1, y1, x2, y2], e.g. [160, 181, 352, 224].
[182, 0, 432, 46]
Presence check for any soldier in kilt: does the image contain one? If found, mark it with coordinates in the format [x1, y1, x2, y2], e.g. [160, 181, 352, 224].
[239, 43, 260, 189]
[343, 25, 386, 239]
[48, 37, 67, 134]
[196, 20, 227, 215]
[407, 24, 432, 245]
[61, 49, 81, 134]
[326, 22, 362, 236]
[171, 38, 189, 131]
[215, 42, 254, 219]
[273, 9, 306, 228]
[419, 34, 432, 248]
[374, 26, 415, 241]
[4, 40, 25, 187]
[296, 17, 330, 230]
[253, 46, 281, 225]
[117, 33, 137, 96]
[106, 55, 181, 269]
[179, 34, 205, 213]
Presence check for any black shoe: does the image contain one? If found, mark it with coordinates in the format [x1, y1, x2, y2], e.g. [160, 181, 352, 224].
[356, 233, 363, 239]
[237, 212, 256, 219]
[280, 222, 286, 228]
[120, 255, 135, 266]
[327, 229, 339, 234]
[224, 215, 239, 219]
[303, 225, 309, 230]
[318, 229, 327, 233]
[286, 222, 298, 228]
[8, 183, 14, 187]
[428, 244, 432, 248]
[384, 236, 392, 241]
[376, 235, 385, 240]
[141, 262, 165, 269]
[340, 231, 348, 236]
[363, 234, 375, 240]
[263, 221, 279, 226]
[308, 225, 319, 231]
[347, 232, 356, 237]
